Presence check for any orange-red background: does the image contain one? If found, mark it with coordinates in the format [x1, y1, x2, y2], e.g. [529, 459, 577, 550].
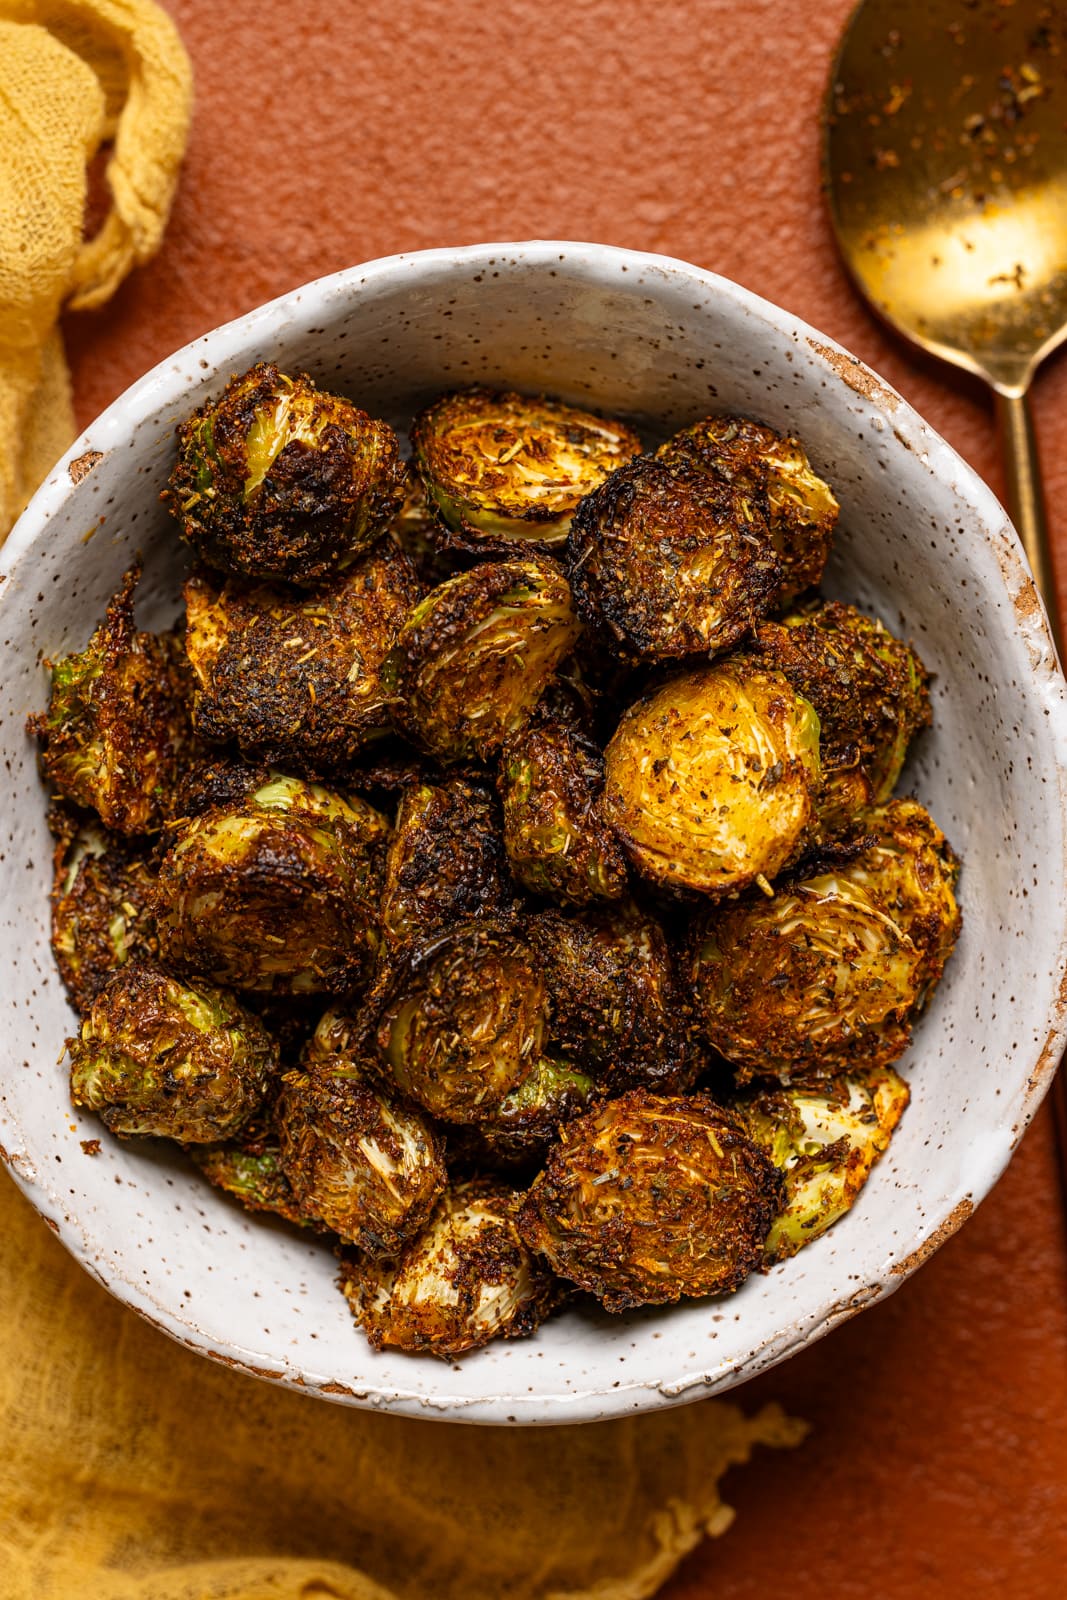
[62, 2, 1067, 1595]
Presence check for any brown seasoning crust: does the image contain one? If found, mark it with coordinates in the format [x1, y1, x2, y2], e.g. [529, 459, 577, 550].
[380, 775, 512, 949]
[49, 810, 159, 1016]
[566, 456, 781, 660]
[517, 1090, 783, 1312]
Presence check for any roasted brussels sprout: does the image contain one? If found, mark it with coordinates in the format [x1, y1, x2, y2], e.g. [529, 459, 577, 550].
[734, 1067, 909, 1261]
[498, 719, 628, 905]
[411, 387, 642, 556]
[183, 542, 419, 774]
[386, 465, 465, 589]
[163, 363, 404, 583]
[751, 600, 931, 803]
[189, 1103, 317, 1228]
[164, 755, 273, 837]
[339, 1177, 559, 1355]
[383, 558, 582, 762]
[376, 919, 548, 1122]
[49, 812, 157, 1015]
[28, 565, 192, 835]
[452, 1057, 597, 1172]
[530, 902, 701, 1094]
[380, 776, 510, 949]
[154, 774, 389, 995]
[567, 456, 780, 660]
[517, 1091, 782, 1311]
[656, 414, 838, 604]
[276, 1056, 445, 1254]
[69, 958, 277, 1141]
[602, 662, 821, 897]
[688, 799, 961, 1082]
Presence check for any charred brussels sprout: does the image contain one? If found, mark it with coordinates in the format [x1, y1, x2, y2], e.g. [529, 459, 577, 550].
[276, 1056, 445, 1254]
[380, 776, 510, 950]
[656, 414, 838, 604]
[386, 465, 464, 589]
[751, 600, 931, 804]
[49, 811, 158, 1015]
[28, 565, 192, 835]
[183, 539, 420, 773]
[734, 1067, 909, 1262]
[453, 1057, 597, 1172]
[376, 919, 548, 1122]
[530, 902, 701, 1094]
[69, 959, 277, 1141]
[689, 799, 960, 1082]
[154, 774, 388, 996]
[411, 387, 642, 556]
[498, 719, 627, 906]
[517, 1091, 782, 1311]
[383, 558, 582, 762]
[163, 363, 404, 583]
[603, 662, 821, 897]
[340, 1177, 559, 1355]
[566, 456, 780, 660]
[190, 1103, 317, 1228]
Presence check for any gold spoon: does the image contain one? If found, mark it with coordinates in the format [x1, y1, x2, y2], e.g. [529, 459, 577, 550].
[824, 0, 1067, 1183]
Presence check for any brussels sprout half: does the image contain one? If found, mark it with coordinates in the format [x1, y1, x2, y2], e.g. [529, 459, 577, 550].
[49, 811, 158, 1016]
[340, 1177, 560, 1356]
[380, 774, 511, 950]
[28, 565, 193, 836]
[733, 1067, 910, 1262]
[190, 1102, 318, 1228]
[603, 662, 822, 897]
[376, 919, 548, 1123]
[566, 456, 781, 660]
[499, 719, 628, 906]
[154, 774, 389, 996]
[517, 1091, 783, 1312]
[383, 558, 582, 763]
[411, 387, 642, 556]
[69, 959, 277, 1142]
[689, 799, 961, 1082]
[752, 600, 931, 804]
[183, 539, 420, 773]
[163, 363, 405, 583]
[656, 414, 838, 604]
[276, 1057, 446, 1255]
[450, 1057, 598, 1173]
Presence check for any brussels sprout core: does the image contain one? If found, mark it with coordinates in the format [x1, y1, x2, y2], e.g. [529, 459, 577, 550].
[69, 959, 277, 1141]
[517, 1091, 783, 1311]
[412, 387, 642, 555]
[603, 663, 822, 896]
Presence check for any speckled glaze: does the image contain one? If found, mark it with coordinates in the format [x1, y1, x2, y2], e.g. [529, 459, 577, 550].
[3, 242, 1066, 1425]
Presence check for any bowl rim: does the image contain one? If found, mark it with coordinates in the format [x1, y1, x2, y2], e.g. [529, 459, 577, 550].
[4, 238, 1067, 1424]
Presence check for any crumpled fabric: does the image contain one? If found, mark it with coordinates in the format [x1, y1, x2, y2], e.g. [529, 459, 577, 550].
[0, 0, 193, 537]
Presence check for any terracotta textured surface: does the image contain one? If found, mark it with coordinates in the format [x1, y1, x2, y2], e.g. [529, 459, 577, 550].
[59, 1, 1067, 1593]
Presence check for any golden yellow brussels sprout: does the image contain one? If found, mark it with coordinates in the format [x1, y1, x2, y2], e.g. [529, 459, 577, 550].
[517, 1091, 782, 1311]
[380, 775, 510, 950]
[566, 456, 781, 660]
[28, 564, 193, 836]
[376, 919, 548, 1123]
[154, 774, 389, 996]
[49, 811, 158, 1016]
[602, 662, 822, 897]
[383, 557, 582, 762]
[498, 719, 628, 905]
[339, 1177, 560, 1355]
[163, 363, 404, 583]
[529, 902, 702, 1094]
[689, 799, 961, 1082]
[275, 1055, 446, 1255]
[411, 387, 642, 556]
[656, 414, 838, 604]
[182, 539, 420, 772]
[734, 1067, 910, 1262]
[69, 959, 277, 1142]
[752, 599, 931, 804]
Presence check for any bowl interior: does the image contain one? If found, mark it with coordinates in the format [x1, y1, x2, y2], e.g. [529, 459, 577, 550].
[2, 242, 1065, 1423]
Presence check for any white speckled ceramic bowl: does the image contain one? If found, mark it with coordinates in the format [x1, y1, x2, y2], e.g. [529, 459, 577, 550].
[3, 241, 1066, 1423]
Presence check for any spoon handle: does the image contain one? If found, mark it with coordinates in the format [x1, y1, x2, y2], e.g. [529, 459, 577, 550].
[993, 388, 1063, 659]
[993, 384, 1067, 1190]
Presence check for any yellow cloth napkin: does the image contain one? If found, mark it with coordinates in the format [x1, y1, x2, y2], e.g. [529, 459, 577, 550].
[0, 6, 806, 1594]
